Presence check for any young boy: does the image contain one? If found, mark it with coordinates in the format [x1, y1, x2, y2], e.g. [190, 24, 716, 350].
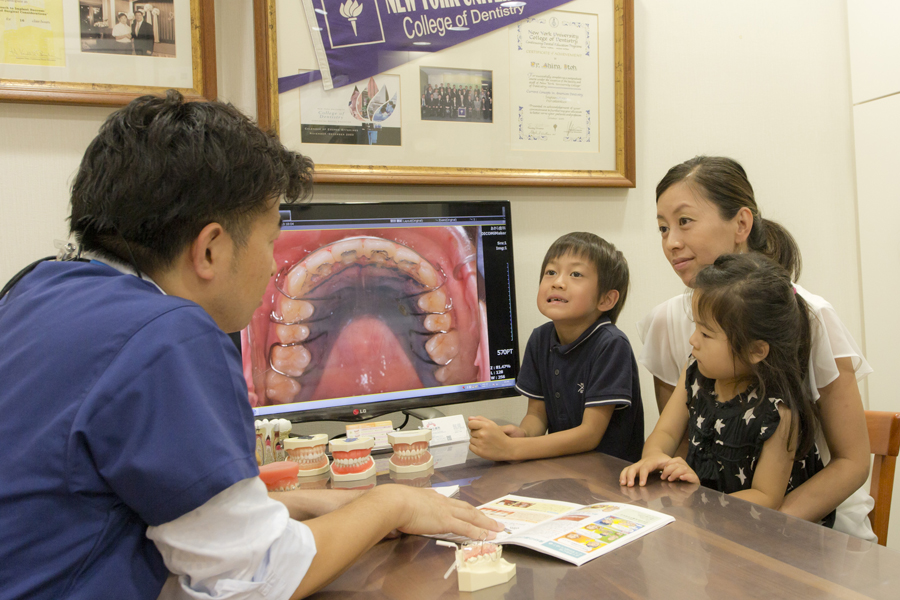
[469, 232, 644, 462]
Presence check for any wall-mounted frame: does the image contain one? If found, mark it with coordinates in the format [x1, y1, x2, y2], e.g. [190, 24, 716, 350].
[255, 0, 634, 187]
[0, 0, 215, 106]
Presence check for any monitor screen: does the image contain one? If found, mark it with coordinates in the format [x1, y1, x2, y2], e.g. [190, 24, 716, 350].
[241, 200, 520, 422]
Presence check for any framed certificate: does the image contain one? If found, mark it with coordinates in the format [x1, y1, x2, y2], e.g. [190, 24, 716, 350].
[255, 0, 634, 187]
[0, 0, 215, 106]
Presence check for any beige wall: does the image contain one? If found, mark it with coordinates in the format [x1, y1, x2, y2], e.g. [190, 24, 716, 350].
[0, 0, 884, 524]
[847, 0, 900, 548]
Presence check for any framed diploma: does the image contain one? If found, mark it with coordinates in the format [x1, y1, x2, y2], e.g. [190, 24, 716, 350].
[256, 0, 634, 187]
[0, 0, 215, 106]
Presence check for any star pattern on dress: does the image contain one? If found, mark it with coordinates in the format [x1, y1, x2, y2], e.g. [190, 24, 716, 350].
[760, 426, 768, 435]
[747, 389, 758, 402]
[696, 415, 705, 428]
[714, 419, 725, 434]
[742, 408, 755, 425]
[736, 467, 746, 485]
[691, 436, 700, 447]
[800, 459, 806, 469]
[691, 380, 700, 398]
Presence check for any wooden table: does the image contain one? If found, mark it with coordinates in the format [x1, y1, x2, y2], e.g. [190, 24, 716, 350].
[309, 449, 899, 599]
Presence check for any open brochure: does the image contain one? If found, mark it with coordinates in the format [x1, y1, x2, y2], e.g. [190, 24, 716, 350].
[437, 494, 675, 566]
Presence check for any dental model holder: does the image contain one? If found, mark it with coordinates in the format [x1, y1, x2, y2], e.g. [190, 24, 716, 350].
[284, 434, 330, 476]
[387, 428, 434, 473]
[436, 541, 516, 592]
[329, 436, 376, 481]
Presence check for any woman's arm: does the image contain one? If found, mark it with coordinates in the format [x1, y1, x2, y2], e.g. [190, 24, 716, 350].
[779, 357, 870, 521]
[653, 376, 675, 413]
[732, 405, 795, 509]
[620, 367, 691, 486]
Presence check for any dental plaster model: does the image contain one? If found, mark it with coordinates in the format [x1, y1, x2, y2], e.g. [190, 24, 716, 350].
[387, 429, 433, 473]
[329, 436, 376, 481]
[284, 434, 330, 476]
[437, 541, 516, 592]
[258, 460, 300, 492]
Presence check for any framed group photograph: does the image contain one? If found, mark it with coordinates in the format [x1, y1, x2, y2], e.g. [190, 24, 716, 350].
[0, 0, 215, 106]
[254, 0, 634, 187]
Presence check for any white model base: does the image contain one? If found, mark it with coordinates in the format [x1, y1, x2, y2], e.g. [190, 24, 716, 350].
[388, 453, 434, 473]
[330, 459, 376, 481]
[457, 559, 516, 592]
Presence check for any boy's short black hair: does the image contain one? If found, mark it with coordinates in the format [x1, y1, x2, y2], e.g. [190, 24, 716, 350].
[69, 89, 314, 276]
[540, 232, 629, 324]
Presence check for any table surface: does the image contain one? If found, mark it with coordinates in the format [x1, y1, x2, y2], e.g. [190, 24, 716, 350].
[306, 448, 899, 599]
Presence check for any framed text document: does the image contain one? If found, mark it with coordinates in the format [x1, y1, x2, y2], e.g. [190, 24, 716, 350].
[255, 0, 634, 187]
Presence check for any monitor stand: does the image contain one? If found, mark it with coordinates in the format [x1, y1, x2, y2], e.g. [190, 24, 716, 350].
[402, 407, 446, 421]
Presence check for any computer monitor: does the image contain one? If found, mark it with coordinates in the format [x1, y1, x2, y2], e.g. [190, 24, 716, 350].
[241, 200, 520, 423]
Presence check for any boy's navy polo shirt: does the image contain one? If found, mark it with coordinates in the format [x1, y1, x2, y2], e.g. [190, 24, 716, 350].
[515, 317, 644, 462]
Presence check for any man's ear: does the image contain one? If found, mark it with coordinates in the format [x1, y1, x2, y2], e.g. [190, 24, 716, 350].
[747, 340, 770, 365]
[597, 289, 620, 313]
[188, 222, 229, 281]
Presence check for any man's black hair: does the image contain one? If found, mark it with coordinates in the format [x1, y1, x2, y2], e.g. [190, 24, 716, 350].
[70, 89, 314, 275]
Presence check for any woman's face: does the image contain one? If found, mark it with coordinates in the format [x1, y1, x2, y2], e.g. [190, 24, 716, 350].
[118, 14, 127, 23]
[656, 181, 747, 287]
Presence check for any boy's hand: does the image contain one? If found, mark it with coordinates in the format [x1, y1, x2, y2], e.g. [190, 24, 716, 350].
[619, 453, 673, 487]
[467, 416, 517, 461]
[500, 424, 527, 438]
[659, 457, 699, 484]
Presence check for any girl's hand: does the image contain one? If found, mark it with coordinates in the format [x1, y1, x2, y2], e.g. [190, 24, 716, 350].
[619, 453, 673, 487]
[660, 457, 700, 483]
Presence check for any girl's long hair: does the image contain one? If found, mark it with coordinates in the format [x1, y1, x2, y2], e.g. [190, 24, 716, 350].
[693, 253, 818, 457]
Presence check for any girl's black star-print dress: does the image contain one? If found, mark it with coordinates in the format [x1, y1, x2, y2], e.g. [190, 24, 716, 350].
[684, 359, 835, 526]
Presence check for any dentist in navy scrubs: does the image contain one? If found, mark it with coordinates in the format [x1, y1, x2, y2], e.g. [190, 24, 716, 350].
[0, 90, 501, 600]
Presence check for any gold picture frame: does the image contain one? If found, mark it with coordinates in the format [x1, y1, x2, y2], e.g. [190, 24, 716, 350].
[0, 0, 216, 106]
[255, 0, 634, 187]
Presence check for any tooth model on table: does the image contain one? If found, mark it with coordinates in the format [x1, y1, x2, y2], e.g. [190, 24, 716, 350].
[441, 541, 516, 592]
[258, 460, 300, 492]
[387, 428, 433, 473]
[284, 434, 330, 476]
[329, 436, 376, 481]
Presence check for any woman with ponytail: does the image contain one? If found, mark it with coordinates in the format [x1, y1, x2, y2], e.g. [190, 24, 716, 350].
[639, 156, 874, 540]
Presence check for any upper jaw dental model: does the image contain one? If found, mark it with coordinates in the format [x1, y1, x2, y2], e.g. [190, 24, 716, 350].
[437, 540, 516, 592]
[284, 434, 330, 476]
[387, 428, 433, 473]
[258, 460, 300, 492]
[329, 436, 376, 481]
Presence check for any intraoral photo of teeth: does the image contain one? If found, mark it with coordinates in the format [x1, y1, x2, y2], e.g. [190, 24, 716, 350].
[243, 226, 489, 406]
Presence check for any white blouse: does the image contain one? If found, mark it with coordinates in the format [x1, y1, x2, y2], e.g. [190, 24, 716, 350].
[637, 284, 876, 541]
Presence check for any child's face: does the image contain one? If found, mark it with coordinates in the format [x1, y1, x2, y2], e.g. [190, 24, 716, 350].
[538, 252, 604, 335]
[689, 295, 750, 382]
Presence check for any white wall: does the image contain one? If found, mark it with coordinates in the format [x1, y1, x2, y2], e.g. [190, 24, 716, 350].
[847, 0, 900, 549]
[1, 0, 885, 533]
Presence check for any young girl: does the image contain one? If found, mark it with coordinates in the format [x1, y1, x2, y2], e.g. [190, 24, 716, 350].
[622, 254, 832, 520]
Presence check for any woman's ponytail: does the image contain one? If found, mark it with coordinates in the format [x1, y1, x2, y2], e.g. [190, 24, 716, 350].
[749, 217, 802, 282]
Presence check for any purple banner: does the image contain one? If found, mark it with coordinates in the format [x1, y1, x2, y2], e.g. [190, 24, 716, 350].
[298, 0, 573, 90]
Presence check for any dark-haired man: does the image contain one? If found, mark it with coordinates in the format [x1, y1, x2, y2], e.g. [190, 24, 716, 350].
[132, 10, 154, 56]
[0, 90, 500, 600]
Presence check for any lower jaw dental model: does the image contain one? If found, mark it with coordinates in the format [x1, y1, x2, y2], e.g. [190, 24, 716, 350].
[284, 434, 330, 476]
[387, 429, 433, 473]
[329, 436, 376, 481]
[438, 541, 516, 592]
[258, 460, 300, 492]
